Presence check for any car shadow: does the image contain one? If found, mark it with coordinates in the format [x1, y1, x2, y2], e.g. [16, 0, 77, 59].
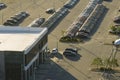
[49, 52, 63, 59]
[104, 0, 113, 2]
[37, 59, 78, 80]
[54, 52, 63, 59]
[64, 53, 81, 61]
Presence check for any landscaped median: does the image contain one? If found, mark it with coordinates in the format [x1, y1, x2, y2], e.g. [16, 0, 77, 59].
[90, 57, 120, 73]
[59, 36, 83, 43]
[109, 25, 120, 34]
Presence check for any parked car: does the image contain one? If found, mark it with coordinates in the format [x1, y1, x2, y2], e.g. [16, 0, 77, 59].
[113, 16, 120, 23]
[11, 11, 29, 21]
[28, 18, 45, 27]
[19, 11, 29, 17]
[3, 21, 14, 26]
[52, 48, 58, 54]
[46, 8, 55, 14]
[0, 3, 6, 9]
[63, 48, 77, 56]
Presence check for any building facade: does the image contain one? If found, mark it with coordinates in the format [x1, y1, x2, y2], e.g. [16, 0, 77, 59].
[0, 26, 48, 80]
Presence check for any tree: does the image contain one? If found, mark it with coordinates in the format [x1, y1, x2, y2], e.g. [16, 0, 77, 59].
[110, 25, 117, 31]
[61, 30, 66, 37]
[91, 57, 103, 68]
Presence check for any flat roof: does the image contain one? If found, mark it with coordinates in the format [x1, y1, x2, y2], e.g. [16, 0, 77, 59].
[0, 26, 47, 52]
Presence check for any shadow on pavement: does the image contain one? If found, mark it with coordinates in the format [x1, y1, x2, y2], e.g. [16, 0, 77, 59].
[43, 60, 77, 80]
[104, 0, 113, 2]
[49, 52, 63, 59]
[36, 58, 77, 80]
[69, 43, 98, 57]
[54, 52, 63, 59]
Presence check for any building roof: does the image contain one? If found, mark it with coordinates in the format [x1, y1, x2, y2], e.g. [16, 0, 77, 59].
[0, 26, 47, 52]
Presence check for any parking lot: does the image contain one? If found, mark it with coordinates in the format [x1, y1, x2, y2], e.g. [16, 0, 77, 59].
[48, 0, 120, 80]
[1, 0, 120, 80]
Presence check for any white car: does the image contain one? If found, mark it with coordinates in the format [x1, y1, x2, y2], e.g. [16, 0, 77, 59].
[52, 48, 58, 54]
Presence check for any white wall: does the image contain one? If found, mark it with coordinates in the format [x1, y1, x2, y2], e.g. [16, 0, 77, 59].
[0, 52, 5, 80]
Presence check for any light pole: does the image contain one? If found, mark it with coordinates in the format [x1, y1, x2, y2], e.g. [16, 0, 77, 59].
[53, 0, 56, 13]
[0, 0, 3, 24]
[1, 11, 3, 24]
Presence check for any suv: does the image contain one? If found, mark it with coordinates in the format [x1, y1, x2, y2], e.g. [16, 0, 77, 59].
[63, 48, 77, 56]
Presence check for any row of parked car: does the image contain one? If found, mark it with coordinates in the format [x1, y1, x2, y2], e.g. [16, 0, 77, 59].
[41, 0, 81, 29]
[76, 4, 106, 38]
[0, 3, 6, 10]
[63, 0, 79, 9]
[63, 0, 102, 38]
[3, 11, 29, 26]
[41, 7, 69, 29]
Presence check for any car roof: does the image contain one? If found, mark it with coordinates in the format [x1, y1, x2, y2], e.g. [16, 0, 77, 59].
[65, 48, 77, 50]
[52, 48, 57, 50]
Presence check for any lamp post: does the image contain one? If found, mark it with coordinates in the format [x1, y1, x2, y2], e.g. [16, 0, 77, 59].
[53, 0, 56, 13]
[0, 0, 3, 24]
[1, 11, 3, 24]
